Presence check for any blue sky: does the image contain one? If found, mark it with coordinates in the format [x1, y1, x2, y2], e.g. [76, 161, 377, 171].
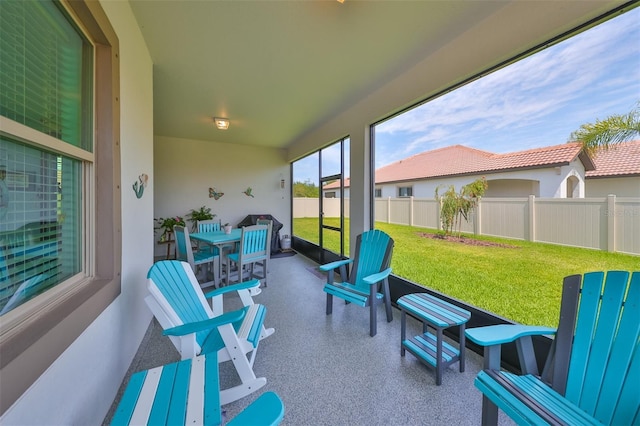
[374, 7, 640, 169]
[293, 7, 640, 182]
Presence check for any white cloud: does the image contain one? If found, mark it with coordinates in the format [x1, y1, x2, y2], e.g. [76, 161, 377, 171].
[375, 7, 640, 166]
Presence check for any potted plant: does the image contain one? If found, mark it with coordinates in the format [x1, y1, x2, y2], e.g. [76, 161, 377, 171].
[186, 205, 216, 232]
[154, 216, 186, 242]
[223, 223, 232, 234]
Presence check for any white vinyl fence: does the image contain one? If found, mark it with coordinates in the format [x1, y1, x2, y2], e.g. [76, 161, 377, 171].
[293, 196, 640, 255]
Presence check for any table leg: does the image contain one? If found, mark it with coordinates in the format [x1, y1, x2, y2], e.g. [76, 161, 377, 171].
[400, 310, 406, 356]
[459, 323, 466, 373]
[436, 327, 443, 386]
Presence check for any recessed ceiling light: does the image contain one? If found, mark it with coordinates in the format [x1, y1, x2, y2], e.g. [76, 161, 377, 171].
[213, 117, 230, 130]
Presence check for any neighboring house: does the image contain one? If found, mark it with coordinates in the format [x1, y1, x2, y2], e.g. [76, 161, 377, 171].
[585, 140, 640, 197]
[324, 141, 639, 199]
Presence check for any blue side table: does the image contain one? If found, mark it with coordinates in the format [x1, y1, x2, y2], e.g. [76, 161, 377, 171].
[398, 293, 471, 385]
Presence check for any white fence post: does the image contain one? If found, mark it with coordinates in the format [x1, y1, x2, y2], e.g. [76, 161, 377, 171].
[528, 195, 536, 242]
[607, 194, 616, 253]
[410, 196, 414, 227]
[387, 197, 391, 224]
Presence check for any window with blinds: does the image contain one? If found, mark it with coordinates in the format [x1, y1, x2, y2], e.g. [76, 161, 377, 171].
[0, 0, 92, 149]
[0, 0, 91, 315]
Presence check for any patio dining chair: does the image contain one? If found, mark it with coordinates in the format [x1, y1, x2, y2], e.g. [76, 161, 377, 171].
[196, 219, 221, 254]
[256, 219, 273, 272]
[226, 224, 271, 287]
[145, 260, 274, 404]
[466, 270, 639, 425]
[320, 229, 394, 336]
[174, 224, 218, 287]
[197, 218, 237, 266]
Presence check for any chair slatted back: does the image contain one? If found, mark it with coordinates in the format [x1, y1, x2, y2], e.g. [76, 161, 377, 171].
[349, 229, 394, 291]
[111, 355, 222, 426]
[239, 225, 269, 261]
[196, 220, 221, 255]
[197, 219, 221, 233]
[255, 220, 273, 258]
[147, 260, 213, 349]
[173, 225, 195, 264]
[562, 271, 639, 424]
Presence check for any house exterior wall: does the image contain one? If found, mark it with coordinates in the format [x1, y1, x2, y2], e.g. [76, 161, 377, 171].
[0, 2, 155, 424]
[586, 177, 640, 197]
[370, 164, 581, 199]
[483, 179, 539, 197]
[351, 158, 591, 200]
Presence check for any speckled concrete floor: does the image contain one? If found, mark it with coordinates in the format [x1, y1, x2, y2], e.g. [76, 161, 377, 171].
[104, 254, 515, 425]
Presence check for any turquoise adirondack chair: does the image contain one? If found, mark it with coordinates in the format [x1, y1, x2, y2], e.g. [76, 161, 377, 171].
[466, 271, 640, 425]
[145, 260, 274, 404]
[111, 353, 285, 426]
[320, 229, 394, 337]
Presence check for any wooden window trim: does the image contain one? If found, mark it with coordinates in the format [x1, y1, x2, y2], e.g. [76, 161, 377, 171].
[0, 0, 121, 414]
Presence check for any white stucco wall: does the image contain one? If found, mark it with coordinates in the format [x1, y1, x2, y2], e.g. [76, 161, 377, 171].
[368, 159, 589, 199]
[153, 136, 290, 257]
[586, 176, 640, 197]
[0, 2, 155, 424]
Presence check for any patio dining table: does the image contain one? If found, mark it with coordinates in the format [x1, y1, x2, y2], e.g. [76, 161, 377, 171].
[190, 228, 242, 285]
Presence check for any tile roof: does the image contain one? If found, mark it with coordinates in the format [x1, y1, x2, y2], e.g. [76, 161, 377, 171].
[585, 140, 640, 178]
[374, 143, 587, 184]
[324, 141, 638, 190]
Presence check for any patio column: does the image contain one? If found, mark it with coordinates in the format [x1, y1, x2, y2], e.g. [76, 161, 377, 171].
[348, 125, 371, 241]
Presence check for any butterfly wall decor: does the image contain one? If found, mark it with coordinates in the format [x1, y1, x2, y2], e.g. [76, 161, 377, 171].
[243, 187, 254, 197]
[208, 187, 224, 200]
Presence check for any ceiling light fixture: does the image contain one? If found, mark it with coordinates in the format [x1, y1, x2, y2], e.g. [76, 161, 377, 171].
[214, 117, 230, 130]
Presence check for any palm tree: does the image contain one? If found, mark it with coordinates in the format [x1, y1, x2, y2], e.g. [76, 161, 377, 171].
[570, 102, 640, 154]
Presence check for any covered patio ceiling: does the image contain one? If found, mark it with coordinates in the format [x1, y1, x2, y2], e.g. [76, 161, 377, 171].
[129, 1, 629, 153]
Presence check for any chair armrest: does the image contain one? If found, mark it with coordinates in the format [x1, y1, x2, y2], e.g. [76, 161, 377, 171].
[466, 324, 556, 346]
[362, 267, 392, 285]
[466, 324, 556, 373]
[163, 310, 246, 336]
[318, 258, 353, 272]
[227, 391, 285, 426]
[203, 278, 261, 298]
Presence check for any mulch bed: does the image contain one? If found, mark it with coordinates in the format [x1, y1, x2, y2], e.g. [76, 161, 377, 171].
[419, 233, 520, 249]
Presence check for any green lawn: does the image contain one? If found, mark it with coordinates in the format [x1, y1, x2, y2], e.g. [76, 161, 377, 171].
[293, 218, 639, 327]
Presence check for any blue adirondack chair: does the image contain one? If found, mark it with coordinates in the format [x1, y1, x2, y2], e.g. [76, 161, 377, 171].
[111, 353, 285, 426]
[466, 271, 640, 425]
[320, 229, 394, 336]
[145, 260, 274, 404]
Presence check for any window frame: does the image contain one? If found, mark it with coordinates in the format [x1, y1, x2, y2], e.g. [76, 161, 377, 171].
[397, 186, 413, 197]
[0, 0, 121, 414]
